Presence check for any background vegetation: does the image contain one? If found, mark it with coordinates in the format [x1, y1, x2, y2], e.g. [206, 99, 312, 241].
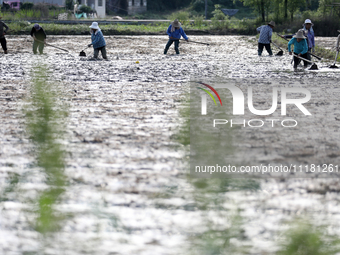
[1, 0, 340, 36]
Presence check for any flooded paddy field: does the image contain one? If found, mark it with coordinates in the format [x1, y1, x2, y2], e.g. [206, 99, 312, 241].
[1, 35, 340, 254]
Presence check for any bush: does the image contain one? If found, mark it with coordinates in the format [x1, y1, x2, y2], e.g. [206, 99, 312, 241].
[211, 4, 227, 29]
[33, 3, 49, 18]
[192, 0, 214, 16]
[194, 15, 204, 28]
[65, 0, 74, 10]
[20, 2, 34, 10]
[211, 4, 225, 20]
[168, 11, 190, 25]
[79, 5, 92, 13]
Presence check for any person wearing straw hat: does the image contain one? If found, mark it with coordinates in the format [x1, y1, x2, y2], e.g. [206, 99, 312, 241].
[279, 19, 315, 62]
[30, 24, 46, 54]
[88, 22, 107, 59]
[256, 21, 275, 56]
[0, 17, 9, 54]
[164, 19, 189, 55]
[288, 29, 309, 69]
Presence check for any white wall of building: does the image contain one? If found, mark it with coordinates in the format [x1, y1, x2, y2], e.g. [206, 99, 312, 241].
[95, 0, 105, 18]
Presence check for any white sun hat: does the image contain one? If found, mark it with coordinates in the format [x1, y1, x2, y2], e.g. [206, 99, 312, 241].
[304, 19, 314, 25]
[89, 22, 100, 30]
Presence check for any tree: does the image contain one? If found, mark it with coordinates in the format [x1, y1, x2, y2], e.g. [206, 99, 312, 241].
[287, 0, 305, 21]
[65, 0, 74, 10]
[238, 0, 271, 22]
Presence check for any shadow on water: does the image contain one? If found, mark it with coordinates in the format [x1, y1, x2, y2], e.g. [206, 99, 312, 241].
[25, 64, 68, 234]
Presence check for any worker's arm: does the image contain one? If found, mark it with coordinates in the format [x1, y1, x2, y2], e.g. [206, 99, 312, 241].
[180, 28, 188, 41]
[30, 27, 35, 37]
[288, 38, 294, 54]
[3, 22, 9, 34]
[268, 28, 272, 43]
[166, 25, 172, 37]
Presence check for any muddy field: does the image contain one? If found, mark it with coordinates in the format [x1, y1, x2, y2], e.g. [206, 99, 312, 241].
[1, 35, 340, 255]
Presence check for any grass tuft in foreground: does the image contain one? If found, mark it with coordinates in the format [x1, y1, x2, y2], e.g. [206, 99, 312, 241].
[26, 65, 68, 234]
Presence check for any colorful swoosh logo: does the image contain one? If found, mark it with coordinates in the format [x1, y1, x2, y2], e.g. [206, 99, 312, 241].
[196, 82, 223, 106]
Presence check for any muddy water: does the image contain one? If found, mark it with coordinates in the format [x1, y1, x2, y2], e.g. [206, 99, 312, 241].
[1, 35, 340, 254]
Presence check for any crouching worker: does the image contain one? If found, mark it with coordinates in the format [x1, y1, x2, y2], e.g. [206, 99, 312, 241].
[88, 22, 107, 59]
[257, 21, 275, 56]
[30, 24, 46, 54]
[288, 29, 309, 69]
[164, 19, 188, 55]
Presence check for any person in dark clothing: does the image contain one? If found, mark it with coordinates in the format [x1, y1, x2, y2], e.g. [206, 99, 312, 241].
[30, 23, 46, 54]
[0, 17, 9, 54]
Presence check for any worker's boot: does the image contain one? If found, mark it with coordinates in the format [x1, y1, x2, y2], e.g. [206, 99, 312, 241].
[4, 50, 7, 54]
[164, 48, 168, 54]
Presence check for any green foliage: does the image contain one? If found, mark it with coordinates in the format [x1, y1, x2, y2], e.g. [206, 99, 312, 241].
[193, 15, 205, 28]
[192, 0, 214, 15]
[210, 4, 228, 29]
[277, 220, 340, 255]
[33, 3, 49, 18]
[168, 11, 190, 25]
[239, 0, 271, 21]
[27, 65, 68, 234]
[287, 0, 305, 21]
[65, 0, 74, 10]
[147, 0, 192, 11]
[79, 5, 92, 13]
[21, 2, 34, 10]
[211, 4, 225, 20]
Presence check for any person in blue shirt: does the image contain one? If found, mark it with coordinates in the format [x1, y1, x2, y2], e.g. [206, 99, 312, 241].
[88, 22, 107, 59]
[164, 19, 189, 55]
[257, 21, 275, 56]
[288, 29, 309, 69]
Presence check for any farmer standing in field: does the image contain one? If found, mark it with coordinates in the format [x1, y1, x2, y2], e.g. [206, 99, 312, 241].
[302, 19, 315, 61]
[257, 21, 275, 56]
[164, 19, 189, 55]
[88, 22, 107, 59]
[288, 29, 309, 70]
[30, 24, 46, 54]
[0, 16, 9, 54]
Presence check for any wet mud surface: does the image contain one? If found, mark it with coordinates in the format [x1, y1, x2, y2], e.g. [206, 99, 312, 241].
[1, 35, 340, 254]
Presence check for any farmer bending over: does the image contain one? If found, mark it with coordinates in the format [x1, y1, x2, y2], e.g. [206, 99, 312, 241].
[31, 24, 46, 54]
[164, 19, 188, 55]
[288, 29, 309, 69]
[280, 19, 315, 62]
[0, 16, 9, 54]
[88, 22, 107, 59]
[257, 21, 275, 56]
